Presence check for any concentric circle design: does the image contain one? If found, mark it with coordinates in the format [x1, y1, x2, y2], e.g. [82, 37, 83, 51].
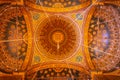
[35, 15, 80, 60]
[51, 31, 64, 44]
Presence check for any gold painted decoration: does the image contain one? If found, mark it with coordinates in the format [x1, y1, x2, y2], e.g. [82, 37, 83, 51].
[0, 0, 24, 5]
[35, 15, 81, 60]
[0, 5, 32, 73]
[27, 68, 90, 79]
[86, 4, 120, 72]
[29, 0, 90, 7]
[25, 0, 91, 12]
[26, 62, 90, 79]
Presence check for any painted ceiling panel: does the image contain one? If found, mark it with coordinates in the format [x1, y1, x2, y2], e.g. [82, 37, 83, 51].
[87, 5, 120, 72]
[32, 0, 91, 7]
[27, 67, 90, 79]
[25, 0, 91, 12]
[0, 5, 32, 73]
[30, 10, 88, 70]
[35, 15, 81, 60]
[0, 0, 120, 80]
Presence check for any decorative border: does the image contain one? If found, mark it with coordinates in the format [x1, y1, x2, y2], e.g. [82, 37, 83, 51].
[25, 0, 91, 13]
[91, 71, 103, 80]
[27, 62, 89, 75]
[104, 1, 120, 6]
[0, 72, 25, 80]
[92, 0, 120, 7]
[0, 0, 24, 5]
[84, 6, 96, 70]
[20, 7, 33, 71]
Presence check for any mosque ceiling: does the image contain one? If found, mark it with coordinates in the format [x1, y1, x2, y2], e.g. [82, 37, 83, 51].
[0, 5, 32, 73]
[35, 15, 82, 60]
[0, 0, 120, 80]
[85, 4, 120, 72]
[25, 0, 91, 12]
[30, 0, 90, 7]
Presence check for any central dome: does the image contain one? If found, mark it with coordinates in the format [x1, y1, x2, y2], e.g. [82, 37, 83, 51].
[35, 15, 81, 60]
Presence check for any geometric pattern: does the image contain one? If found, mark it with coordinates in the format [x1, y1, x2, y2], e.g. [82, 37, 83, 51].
[88, 5, 120, 72]
[35, 15, 81, 60]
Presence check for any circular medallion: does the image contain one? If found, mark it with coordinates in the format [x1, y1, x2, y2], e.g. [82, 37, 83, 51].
[51, 31, 64, 44]
[35, 15, 81, 60]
